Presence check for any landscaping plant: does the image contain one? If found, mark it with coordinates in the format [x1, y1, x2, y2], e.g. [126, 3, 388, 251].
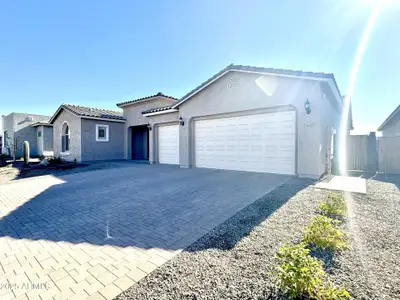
[0, 154, 8, 167]
[303, 214, 348, 251]
[275, 243, 351, 299]
[319, 192, 347, 217]
[48, 157, 63, 165]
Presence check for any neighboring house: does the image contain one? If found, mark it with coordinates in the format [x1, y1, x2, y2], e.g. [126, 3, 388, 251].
[117, 64, 350, 179]
[32, 121, 54, 156]
[48, 104, 125, 162]
[0, 134, 2, 154]
[377, 105, 400, 137]
[1, 113, 53, 158]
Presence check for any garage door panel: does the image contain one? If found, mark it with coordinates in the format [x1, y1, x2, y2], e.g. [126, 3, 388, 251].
[195, 111, 295, 175]
[158, 125, 179, 164]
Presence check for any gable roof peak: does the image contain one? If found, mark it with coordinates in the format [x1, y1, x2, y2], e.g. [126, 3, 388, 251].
[49, 104, 125, 124]
[172, 63, 340, 109]
[116, 92, 177, 108]
[378, 104, 400, 131]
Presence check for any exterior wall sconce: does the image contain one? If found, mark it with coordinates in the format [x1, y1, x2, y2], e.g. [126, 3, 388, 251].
[179, 116, 185, 126]
[305, 99, 311, 115]
[147, 123, 152, 131]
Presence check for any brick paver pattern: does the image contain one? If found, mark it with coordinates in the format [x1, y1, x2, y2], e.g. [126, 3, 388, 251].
[0, 164, 288, 299]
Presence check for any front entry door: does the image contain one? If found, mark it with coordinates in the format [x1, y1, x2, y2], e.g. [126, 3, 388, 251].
[132, 126, 149, 160]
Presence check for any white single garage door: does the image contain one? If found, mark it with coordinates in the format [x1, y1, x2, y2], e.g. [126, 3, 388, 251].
[158, 124, 179, 164]
[195, 111, 296, 175]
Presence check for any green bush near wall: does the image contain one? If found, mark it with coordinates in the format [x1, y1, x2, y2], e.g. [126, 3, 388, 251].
[303, 214, 349, 251]
[275, 243, 351, 299]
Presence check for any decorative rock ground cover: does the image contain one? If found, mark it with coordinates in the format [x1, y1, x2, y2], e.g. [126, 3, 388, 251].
[116, 176, 400, 300]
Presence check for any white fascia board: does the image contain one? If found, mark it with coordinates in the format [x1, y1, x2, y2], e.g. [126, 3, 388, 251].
[143, 109, 178, 117]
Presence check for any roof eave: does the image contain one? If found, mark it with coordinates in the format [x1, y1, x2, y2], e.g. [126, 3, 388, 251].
[117, 96, 177, 108]
[80, 116, 126, 123]
[49, 105, 125, 124]
[143, 108, 178, 117]
[31, 123, 53, 127]
[377, 105, 400, 131]
[172, 68, 343, 109]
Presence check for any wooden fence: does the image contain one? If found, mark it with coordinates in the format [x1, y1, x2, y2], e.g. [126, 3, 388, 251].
[332, 133, 377, 174]
[332, 133, 400, 175]
[346, 135, 369, 171]
[378, 137, 400, 174]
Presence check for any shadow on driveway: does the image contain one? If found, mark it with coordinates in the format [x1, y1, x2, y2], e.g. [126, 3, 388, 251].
[0, 164, 311, 252]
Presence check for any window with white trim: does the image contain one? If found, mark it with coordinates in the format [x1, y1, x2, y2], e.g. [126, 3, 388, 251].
[61, 122, 70, 153]
[96, 124, 109, 142]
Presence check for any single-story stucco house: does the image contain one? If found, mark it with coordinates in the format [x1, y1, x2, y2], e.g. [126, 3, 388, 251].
[48, 104, 126, 162]
[1, 112, 53, 158]
[44, 64, 350, 179]
[117, 64, 351, 179]
[377, 104, 400, 137]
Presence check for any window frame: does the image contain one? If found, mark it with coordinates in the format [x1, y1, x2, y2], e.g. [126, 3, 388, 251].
[61, 122, 71, 155]
[96, 124, 109, 142]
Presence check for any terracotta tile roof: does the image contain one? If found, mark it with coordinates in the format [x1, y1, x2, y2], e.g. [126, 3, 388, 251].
[62, 104, 125, 121]
[116, 92, 177, 107]
[142, 105, 175, 114]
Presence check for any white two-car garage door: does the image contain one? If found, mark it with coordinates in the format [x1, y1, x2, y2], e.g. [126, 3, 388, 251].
[158, 124, 179, 164]
[195, 111, 296, 175]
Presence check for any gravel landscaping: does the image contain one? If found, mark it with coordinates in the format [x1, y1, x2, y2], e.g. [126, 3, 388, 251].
[115, 175, 400, 300]
[328, 176, 400, 299]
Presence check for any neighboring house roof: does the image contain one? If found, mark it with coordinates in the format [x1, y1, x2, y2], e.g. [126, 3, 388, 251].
[116, 92, 177, 108]
[49, 104, 125, 124]
[342, 95, 354, 130]
[31, 121, 52, 127]
[172, 64, 343, 109]
[378, 104, 400, 131]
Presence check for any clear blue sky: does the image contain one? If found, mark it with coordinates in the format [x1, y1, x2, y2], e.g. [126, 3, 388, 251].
[1, 0, 399, 133]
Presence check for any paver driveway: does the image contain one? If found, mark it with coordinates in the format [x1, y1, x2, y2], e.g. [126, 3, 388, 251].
[0, 164, 289, 300]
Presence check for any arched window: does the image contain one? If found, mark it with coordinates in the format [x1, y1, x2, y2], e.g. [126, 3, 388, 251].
[62, 122, 70, 152]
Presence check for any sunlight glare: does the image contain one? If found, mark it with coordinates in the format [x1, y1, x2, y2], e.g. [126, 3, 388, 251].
[338, 1, 384, 175]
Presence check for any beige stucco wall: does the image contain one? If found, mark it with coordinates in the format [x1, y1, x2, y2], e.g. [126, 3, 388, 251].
[177, 71, 341, 179]
[53, 109, 82, 162]
[382, 114, 400, 137]
[122, 97, 177, 159]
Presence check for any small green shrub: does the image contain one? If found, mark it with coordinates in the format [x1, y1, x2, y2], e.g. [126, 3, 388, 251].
[303, 215, 348, 251]
[275, 243, 324, 298]
[275, 243, 351, 299]
[319, 192, 347, 217]
[316, 282, 351, 300]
